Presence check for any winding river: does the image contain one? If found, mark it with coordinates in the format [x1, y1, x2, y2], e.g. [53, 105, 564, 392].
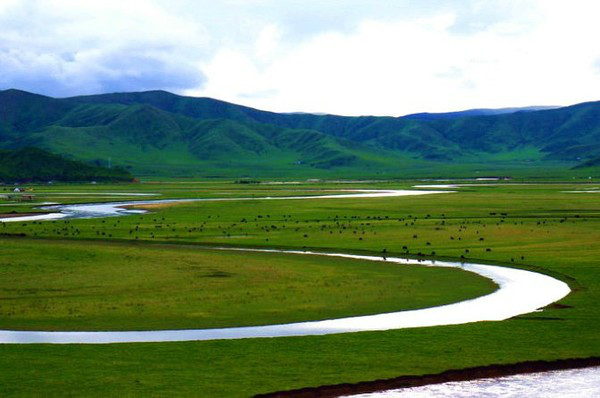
[0, 189, 449, 223]
[0, 189, 570, 344]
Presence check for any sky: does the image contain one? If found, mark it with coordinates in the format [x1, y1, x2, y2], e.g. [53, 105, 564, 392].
[1, 0, 599, 116]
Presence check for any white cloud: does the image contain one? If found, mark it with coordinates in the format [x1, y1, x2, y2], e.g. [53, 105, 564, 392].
[254, 24, 283, 62]
[192, 0, 600, 115]
[1, 0, 600, 114]
[0, 0, 208, 96]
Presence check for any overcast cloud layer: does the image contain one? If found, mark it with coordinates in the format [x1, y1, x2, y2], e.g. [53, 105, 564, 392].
[1, 0, 599, 115]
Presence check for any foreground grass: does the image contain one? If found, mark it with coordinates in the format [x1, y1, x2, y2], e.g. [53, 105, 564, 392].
[1, 181, 599, 397]
[0, 239, 493, 331]
[1, 314, 598, 398]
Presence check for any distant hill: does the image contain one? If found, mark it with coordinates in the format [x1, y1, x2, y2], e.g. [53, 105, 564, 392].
[403, 106, 559, 120]
[0, 88, 598, 178]
[0, 147, 133, 183]
[572, 156, 600, 169]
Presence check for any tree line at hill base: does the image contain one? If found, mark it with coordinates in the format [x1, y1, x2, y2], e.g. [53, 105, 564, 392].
[0, 147, 133, 183]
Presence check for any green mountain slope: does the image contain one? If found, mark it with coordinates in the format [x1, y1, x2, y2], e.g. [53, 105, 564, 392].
[0, 147, 133, 182]
[64, 90, 600, 162]
[0, 88, 599, 177]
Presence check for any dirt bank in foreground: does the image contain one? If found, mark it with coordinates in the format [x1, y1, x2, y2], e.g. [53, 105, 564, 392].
[254, 357, 600, 398]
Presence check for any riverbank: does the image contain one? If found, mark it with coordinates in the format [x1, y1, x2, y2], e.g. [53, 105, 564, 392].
[255, 357, 600, 398]
[0, 211, 51, 219]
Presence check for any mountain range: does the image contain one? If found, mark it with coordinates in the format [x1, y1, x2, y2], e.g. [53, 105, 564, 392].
[1, 88, 599, 178]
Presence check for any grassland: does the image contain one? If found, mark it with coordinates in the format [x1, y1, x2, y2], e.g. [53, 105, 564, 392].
[1, 180, 599, 397]
[0, 239, 494, 331]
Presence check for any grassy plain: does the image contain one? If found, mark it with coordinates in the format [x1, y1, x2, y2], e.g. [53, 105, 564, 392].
[0, 239, 494, 331]
[1, 180, 599, 397]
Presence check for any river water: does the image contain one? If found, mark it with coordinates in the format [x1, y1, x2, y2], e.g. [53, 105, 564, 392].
[343, 366, 600, 398]
[0, 189, 450, 223]
[0, 249, 569, 343]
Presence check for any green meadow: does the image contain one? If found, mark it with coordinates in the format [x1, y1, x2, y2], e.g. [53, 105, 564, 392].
[0, 239, 494, 331]
[1, 180, 600, 397]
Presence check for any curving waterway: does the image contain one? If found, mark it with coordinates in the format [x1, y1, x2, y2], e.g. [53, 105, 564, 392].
[0, 189, 570, 344]
[0, 189, 449, 223]
[0, 248, 569, 344]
